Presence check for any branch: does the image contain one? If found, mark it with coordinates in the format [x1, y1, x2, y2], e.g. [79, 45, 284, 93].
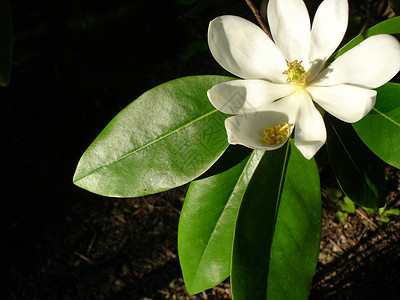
[244, 0, 272, 39]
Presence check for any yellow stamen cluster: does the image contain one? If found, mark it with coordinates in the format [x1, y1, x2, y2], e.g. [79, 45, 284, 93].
[260, 122, 291, 145]
[283, 60, 310, 85]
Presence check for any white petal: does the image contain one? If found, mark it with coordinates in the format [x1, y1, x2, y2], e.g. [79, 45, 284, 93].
[294, 90, 326, 159]
[257, 91, 300, 120]
[225, 111, 293, 151]
[307, 84, 376, 123]
[313, 34, 400, 88]
[267, 0, 311, 64]
[208, 15, 287, 82]
[207, 80, 296, 114]
[308, 0, 348, 80]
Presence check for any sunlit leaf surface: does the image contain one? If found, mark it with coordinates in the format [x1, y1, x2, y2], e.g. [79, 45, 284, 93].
[353, 83, 400, 169]
[179, 150, 263, 294]
[231, 141, 321, 299]
[73, 76, 233, 197]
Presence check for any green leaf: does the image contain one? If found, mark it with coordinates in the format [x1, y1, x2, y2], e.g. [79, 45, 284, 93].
[325, 187, 343, 203]
[231, 140, 321, 300]
[361, 206, 376, 214]
[178, 149, 264, 294]
[352, 83, 400, 169]
[0, 0, 13, 86]
[378, 204, 387, 215]
[383, 208, 400, 216]
[197, 145, 252, 179]
[335, 17, 400, 58]
[325, 115, 386, 208]
[73, 75, 234, 197]
[335, 210, 348, 222]
[179, 40, 208, 60]
[339, 196, 356, 214]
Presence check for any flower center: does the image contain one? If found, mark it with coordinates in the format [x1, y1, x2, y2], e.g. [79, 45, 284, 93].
[260, 122, 291, 145]
[283, 60, 309, 85]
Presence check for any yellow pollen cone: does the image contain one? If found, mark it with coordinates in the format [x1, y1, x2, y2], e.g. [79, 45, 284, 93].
[283, 60, 310, 85]
[260, 122, 291, 145]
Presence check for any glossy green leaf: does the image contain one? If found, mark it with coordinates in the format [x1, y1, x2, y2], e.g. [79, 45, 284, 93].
[231, 140, 321, 300]
[335, 16, 400, 58]
[352, 83, 400, 169]
[265, 143, 321, 299]
[231, 145, 288, 300]
[325, 115, 386, 208]
[73, 76, 233, 197]
[0, 0, 13, 86]
[178, 149, 264, 294]
[197, 145, 253, 180]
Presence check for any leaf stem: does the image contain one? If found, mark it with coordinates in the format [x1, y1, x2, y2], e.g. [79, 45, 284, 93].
[244, 0, 272, 39]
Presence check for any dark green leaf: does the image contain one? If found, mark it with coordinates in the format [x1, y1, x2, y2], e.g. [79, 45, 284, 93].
[178, 150, 264, 294]
[231, 140, 321, 299]
[73, 76, 233, 197]
[352, 83, 400, 169]
[265, 142, 321, 299]
[197, 145, 253, 180]
[325, 187, 342, 203]
[179, 40, 208, 60]
[0, 0, 13, 86]
[325, 115, 386, 208]
[231, 144, 288, 300]
[361, 206, 376, 214]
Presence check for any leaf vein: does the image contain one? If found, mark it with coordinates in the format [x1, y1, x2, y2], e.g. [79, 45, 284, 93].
[190, 150, 261, 285]
[372, 107, 400, 127]
[75, 109, 219, 182]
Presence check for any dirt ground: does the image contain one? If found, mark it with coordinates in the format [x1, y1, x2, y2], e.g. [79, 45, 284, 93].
[2, 0, 400, 299]
[4, 169, 398, 299]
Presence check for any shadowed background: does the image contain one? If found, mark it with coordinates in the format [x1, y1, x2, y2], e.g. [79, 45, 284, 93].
[2, 0, 399, 299]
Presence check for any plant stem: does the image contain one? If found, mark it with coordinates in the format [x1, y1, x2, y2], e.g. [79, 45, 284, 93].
[244, 0, 272, 39]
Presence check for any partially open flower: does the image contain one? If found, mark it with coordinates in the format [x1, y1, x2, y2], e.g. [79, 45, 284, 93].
[207, 0, 400, 159]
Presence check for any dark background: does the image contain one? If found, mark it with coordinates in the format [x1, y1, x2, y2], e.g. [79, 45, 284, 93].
[2, 0, 400, 299]
[1, 0, 243, 298]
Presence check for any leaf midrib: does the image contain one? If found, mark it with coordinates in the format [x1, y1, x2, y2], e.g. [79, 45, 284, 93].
[189, 150, 260, 289]
[273, 142, 290, 230]
[372, 107, 400, 127]
[330, 120, 379, 198]
[264, 142, 291, 250]
[264, 142, 291, 299]
[74, 109, 219, 183]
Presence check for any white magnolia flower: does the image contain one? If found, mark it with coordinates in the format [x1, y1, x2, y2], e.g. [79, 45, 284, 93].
[207, 0, 400, 159]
